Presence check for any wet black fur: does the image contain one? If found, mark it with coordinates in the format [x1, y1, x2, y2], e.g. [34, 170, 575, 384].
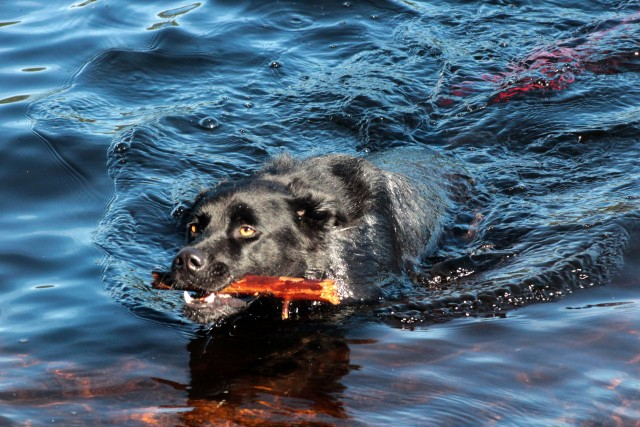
[165, 149, 451, 320]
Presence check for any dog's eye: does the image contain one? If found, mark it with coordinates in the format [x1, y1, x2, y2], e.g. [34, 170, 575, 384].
[187, 215, 210, 240]
[238, 225, 256, 238]
[189, 223, 200, 236]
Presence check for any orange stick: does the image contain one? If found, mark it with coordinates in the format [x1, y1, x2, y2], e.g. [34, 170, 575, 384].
[152, 273, 340, 320]
[220, 275, 340, 305]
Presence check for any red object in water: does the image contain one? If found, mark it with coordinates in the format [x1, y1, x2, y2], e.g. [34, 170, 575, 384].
[485, 12, 640, 103]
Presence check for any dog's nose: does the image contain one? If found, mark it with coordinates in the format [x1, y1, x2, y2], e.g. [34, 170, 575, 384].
[173, 247, 207, 274]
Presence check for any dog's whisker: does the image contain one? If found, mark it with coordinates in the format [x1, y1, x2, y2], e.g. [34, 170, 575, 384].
[332, 226, 358, 233]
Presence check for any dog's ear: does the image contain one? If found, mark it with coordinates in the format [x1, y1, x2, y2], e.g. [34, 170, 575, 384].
[288, 178, 348, 229]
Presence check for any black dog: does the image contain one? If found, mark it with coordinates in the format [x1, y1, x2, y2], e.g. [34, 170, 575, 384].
[157, 147, 455, 323]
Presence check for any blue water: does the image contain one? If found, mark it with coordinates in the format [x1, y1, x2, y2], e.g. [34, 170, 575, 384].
[1, 1, 639, 425]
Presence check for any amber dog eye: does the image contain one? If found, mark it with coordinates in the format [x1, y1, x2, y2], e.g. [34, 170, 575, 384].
[239, 225, 256, 238]
[190, 224, 199, 234]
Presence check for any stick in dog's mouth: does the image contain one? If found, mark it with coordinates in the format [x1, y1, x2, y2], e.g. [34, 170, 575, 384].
[152, 272, 340, 320]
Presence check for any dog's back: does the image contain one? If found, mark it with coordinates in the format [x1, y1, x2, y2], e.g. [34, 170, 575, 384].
[298, 147, 454, 300]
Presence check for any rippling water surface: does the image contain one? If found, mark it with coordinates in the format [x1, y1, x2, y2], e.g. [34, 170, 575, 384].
[1, 1, 639, 425]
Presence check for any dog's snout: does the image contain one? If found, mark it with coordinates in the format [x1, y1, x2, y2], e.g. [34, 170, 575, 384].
[173, 247, 230, 280]
[174, 247, 207, 274]
[210, 261, 229, 277]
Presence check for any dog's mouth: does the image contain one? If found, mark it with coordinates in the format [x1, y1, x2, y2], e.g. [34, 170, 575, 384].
[151, 271, 255, 322]
[181, 289, 248, 309]
[152, 271, 341, 322]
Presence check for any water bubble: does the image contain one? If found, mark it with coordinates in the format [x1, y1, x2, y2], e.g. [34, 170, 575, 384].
[113, 142, 129, 154]
[198, 117, 220, 130]
[244, 102, 253, 108]
[343, 2, 351, 7]
[19, 338, 28, 343]
[270, 61, 281, 69]
[171, 205, 187, 218]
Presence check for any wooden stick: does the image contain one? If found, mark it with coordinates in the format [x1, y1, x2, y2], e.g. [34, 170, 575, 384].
[152, 273, 340, 319]
[220, 275, 340, 306]
[150, 272, 172, 290]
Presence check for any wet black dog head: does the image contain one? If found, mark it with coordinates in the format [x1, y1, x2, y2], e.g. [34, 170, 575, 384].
[161, 171, 350, 322]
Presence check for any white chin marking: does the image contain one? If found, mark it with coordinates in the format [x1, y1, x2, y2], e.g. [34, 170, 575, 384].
[204, 293, 217, 303]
